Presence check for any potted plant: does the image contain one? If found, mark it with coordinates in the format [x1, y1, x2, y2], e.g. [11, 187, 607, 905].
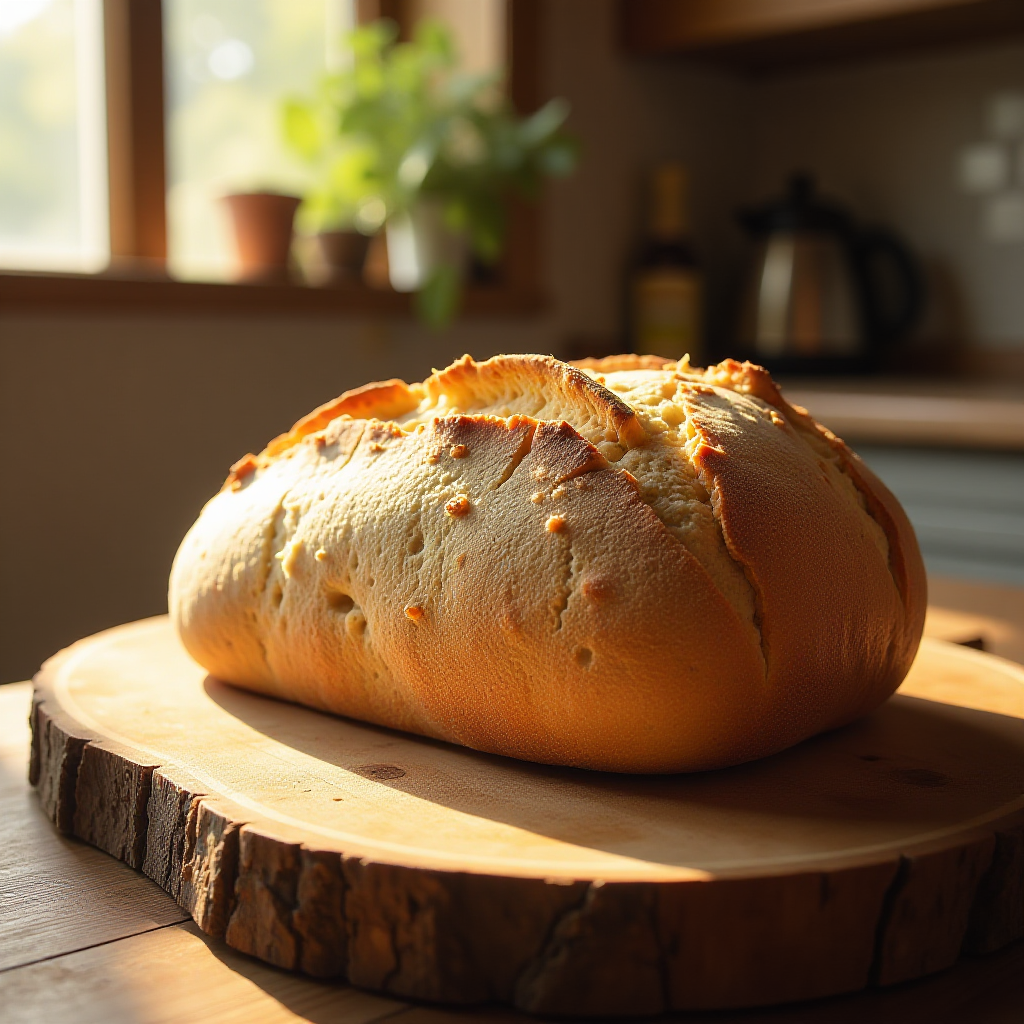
[282, 18, 578, 326]
[221, 192, 302, 284]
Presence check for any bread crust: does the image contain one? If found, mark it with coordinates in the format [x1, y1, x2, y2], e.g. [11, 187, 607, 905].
[169, 354, 926, 772]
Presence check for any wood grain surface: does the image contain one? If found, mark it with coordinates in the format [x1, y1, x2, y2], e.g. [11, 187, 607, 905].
[2, 678, 1021, 1022]
[25, 617, 1024, 1016]
[0, 683, 187, 972]
[1, 921, 404, 1024]
[2, 915, 1020, 1024]
[926, 576, 1024, 665]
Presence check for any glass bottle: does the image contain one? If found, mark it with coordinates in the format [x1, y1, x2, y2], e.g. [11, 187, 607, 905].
[631, 162, 703, 363]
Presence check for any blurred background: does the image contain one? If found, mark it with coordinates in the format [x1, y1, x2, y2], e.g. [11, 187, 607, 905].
[2, 0, 1023, 681]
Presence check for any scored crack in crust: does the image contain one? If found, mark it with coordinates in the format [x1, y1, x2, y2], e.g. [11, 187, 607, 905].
[170, 353, 926, 773]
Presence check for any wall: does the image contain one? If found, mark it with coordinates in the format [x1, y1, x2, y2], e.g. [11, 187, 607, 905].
[0, 312, 524, 683]
[0, 0, 748, 681]
[4, 5, 1023, 681]
[748, 40, 1024, 348]
[544, 0, 750, 353]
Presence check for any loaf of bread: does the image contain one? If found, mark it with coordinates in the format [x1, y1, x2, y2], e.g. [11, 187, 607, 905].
[169, 354, 925, 772]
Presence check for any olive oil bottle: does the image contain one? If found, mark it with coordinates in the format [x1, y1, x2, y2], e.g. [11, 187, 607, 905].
[631, 162, 703, 363]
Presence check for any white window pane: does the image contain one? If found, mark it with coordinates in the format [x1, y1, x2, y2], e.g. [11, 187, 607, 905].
[164, 0, 344, 281]
[0, 0, 109, 272]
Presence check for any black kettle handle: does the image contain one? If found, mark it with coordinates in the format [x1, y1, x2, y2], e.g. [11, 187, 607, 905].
[853, 228, 924, 348]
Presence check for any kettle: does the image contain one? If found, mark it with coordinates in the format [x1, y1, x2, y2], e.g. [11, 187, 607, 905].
[736, 174, 923, 373]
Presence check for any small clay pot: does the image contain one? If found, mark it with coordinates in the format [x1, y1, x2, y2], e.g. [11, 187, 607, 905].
[221, 192, 301, 284]
[308, 230, 371, 285]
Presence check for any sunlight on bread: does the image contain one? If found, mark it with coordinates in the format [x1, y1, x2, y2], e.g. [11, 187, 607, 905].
[169, 353, 925, 772]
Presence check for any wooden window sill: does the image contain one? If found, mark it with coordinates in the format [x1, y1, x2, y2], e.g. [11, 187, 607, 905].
[0, 270, 546, 318]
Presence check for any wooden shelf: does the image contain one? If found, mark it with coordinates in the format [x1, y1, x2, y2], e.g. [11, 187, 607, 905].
[620, 0, 1024, 72]
[0, 270, 545, 318]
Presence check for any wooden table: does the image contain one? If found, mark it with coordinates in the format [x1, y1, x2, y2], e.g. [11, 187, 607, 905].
[3, 580, 1023, 1024]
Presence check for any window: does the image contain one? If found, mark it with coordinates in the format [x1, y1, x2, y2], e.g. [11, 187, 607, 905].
[0, 0, 109, 272]
[0, 0, 537, 311]
[164, 0, 347, 281]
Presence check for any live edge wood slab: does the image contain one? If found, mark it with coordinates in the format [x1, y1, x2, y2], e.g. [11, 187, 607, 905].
[29, 618, 1024, 1017]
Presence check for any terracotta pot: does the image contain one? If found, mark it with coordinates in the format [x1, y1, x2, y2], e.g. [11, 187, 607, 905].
[221, 192, 301, 284]
[307, 230, 371, 286]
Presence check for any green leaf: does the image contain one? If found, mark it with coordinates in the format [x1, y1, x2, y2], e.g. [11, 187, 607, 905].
[415, 263, 461, 330]
[278, 16, 578, 268]
[536, 137, 579, 178]
[519, 98, 570, 146]
[281, 100, 323, 160]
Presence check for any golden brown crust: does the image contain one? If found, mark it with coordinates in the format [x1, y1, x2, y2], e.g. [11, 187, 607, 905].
[171, 354, 926, 773]
[571, 354, 677, 373]
[726, 369, 928, 673]
[684, 389, 910, 749]
[266, 379, 420, 458]
[833, 448, 928, 662]
[422, 353, 649, 449]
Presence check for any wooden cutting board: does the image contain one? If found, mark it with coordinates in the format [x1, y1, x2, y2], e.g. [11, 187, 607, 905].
[30, 618, 1024, 1017]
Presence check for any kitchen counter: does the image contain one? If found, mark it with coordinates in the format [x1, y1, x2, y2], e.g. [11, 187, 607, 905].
[2, 581, 1022, 1024]
[779, 378, 1024, 450]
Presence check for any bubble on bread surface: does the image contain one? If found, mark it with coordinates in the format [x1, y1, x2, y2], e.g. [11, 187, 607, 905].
[326, 589, 355, 614]
[314, 548, 328, 562]
[574, 646, 594, 669]
[545, 514, 567, 533]
[276, 537, 303, 579]
[449, 444, 468, 458]
[445, 494, 471, 518]
[582, 577, 613, 602]
[405, 604, 425, 621]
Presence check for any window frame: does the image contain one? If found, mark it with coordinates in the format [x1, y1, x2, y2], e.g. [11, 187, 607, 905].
[0, 0, 544, 316]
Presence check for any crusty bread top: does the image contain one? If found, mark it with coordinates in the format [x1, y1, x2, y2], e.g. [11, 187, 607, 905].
[253, 355, 646, 469]
[221, 353, 910, 650]
[177, 351, 925, 771]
